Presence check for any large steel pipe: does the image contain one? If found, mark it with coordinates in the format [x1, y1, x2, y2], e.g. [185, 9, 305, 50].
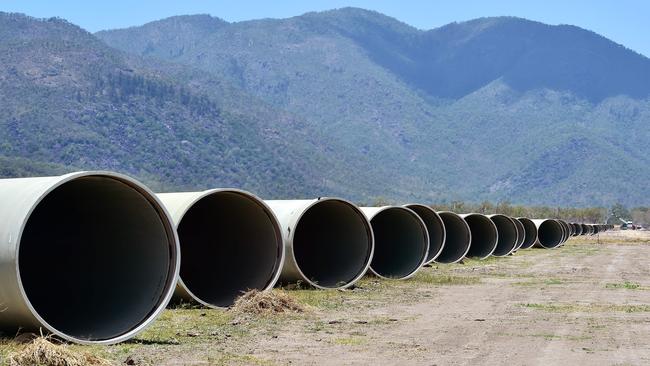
[516, 218, 538, 249]
[158, 189, 284, 307]
[404, 204, 446, 264]
[533, 219, 564, 248]
[460, 214, 497, 259]
[265, 199, 373, 289]
[512, 217, 526, 251]
[571, 223, 583, 236]
[362, 207, 428, 279]
[487, 214, 518, 256]
[0, 172, 180, 344]
[580, 223, 590, 235]
[434, 212, 471, 264]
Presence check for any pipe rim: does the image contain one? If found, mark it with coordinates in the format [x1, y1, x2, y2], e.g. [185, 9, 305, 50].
[367, 206, 429, 280]
[172, 188, 285, 308]
[289, 198, 374, 289]
[512, 216, 526, 251]
[14, 171, 180, 345]
[516, 217, 538, 249]
[435, 211, 472, 264]
[487, 214, 519, 256]
[403, 204, 446, 264]
[461, 213, 498, 260]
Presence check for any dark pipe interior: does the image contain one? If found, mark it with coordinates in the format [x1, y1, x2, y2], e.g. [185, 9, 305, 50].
[405, 205, 445, 263]
[490, 215, 518, 256]
[538, 220, 564, 248]
[293, 200, 372, 288]
[435, 213, 471, 264]
[177, 192, 282, 307]
[19, 176, 173, 341]
[370, 208, 428, 279]
[512, 218, 525, 250]
[464, 215, 497, 259]
[581, 223, 589, 235]
[518, 218, 538, 249]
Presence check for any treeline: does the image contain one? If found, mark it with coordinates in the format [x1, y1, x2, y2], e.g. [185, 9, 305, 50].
[429, 201, 606, 223]
[90, 71, 220, 116]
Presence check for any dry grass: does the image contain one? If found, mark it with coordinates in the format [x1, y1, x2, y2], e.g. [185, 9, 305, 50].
[230, 289, 307, 315]
[7, 337, 111, 366]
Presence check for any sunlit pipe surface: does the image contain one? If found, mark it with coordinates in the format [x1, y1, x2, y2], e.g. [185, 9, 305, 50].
[460, 214, 497, 259]
[362, 206, 428, 279]
[516, 218, 538, 249]
[265, 199, 373, 289]
[533, 219, 564, 248]
[0, 172, 180, 344]
[158, 189, 284, 308]
[403, 204, 446, 264]
[487, 214, 519, 256]
[434, 212, 471, 264]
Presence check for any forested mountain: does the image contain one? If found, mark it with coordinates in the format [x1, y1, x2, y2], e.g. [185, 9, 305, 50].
[2, 8, 649, 206]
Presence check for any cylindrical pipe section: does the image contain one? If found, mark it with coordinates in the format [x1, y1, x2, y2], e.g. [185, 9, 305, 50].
[362, 206, 428, 279]
[533, 219, 564, 248]
[265, 199, 373, 289]
[460, 214, 497, 259]
[558, 219, 570, 243]
[516, 217, 538, 249]
[404, 204, 446, 264]
[0, 172, 180, 344]
[158, 189, 284, 308]
[512, 217, 526, 251]
[580, 223, 590, 235]
[572, 223, 583, 236]
[434, 212, 471, 264]
[487, 214, 519, 256]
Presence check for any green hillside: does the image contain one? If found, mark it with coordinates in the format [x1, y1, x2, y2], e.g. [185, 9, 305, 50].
[97, 8, 650, 206]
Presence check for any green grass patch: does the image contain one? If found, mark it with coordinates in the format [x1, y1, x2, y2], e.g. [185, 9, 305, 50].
[520, 302, 650, 313]
[331, 336, 366, 346]
[605, 282, 642, 290]
[408, 271, 480, 286]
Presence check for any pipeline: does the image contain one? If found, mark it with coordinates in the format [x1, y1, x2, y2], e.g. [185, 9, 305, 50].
[487, 214, 519, 256]
[516, 217, 538, 249]
[362, 206, 429, 279]
[404, 204, 446, 264]
[158, 189, 284, 308]
[533, 219, 564, 248]
[0, 172, 180, 344]
[460, 214, 497, 259]
[265, 199, 373, 289]
[434, 212, 471, 264]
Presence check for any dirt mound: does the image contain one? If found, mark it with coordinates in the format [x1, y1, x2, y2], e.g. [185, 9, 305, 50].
[231, 290, 306, 315]
[8, 337, 111, 366]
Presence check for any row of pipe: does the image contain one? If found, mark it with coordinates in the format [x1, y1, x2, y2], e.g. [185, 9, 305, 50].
[0, 172, 612, 344]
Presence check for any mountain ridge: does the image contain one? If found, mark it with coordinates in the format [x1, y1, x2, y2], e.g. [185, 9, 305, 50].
[1, 9, 649, 206]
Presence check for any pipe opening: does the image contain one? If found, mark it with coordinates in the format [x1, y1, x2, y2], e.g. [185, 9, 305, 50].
[538, 220, 564, 248]
[177, 191, 283, 307]
[370, 207, 428, 279]
[293, 200, 372, 288]
[513, 218, 525, 251]
[405, 204, 445, 263]
[581, 223, 589, 236]
[19, 176, 175, 342]
[463, 214, 497, 259]
[517, 218, 538, 249]
[489, 215, 518, 256]
[435, 212, 471, 264]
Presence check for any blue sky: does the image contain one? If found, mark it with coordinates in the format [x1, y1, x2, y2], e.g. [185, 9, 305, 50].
[3, 0, 649, 57]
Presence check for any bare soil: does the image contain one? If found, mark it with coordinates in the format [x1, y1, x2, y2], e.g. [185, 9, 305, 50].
[2, 231, 649, 365]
